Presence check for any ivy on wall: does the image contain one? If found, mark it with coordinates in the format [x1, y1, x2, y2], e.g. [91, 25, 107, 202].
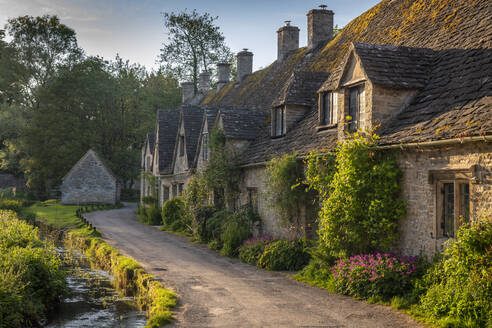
[306, 132, 406, 261]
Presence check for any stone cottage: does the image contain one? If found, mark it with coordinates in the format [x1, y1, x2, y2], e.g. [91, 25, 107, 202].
[142, 0, 492, 256]
[62, 149, 120, 205]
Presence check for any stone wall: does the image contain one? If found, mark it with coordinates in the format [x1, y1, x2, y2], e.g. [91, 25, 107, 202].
[61, 152, 119, 205]
[397, 141, 492, 257]
[0, 173, 26, 190]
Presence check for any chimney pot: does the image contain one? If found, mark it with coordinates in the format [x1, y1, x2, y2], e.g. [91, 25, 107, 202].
[307, 8, 334, 49]
[236, 49, 253, 82]
[277, 21, 299, 62]
[181, 82, 195, 104]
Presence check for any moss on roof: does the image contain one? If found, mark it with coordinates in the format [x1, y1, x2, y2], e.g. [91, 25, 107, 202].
[201, 0, 490, 111]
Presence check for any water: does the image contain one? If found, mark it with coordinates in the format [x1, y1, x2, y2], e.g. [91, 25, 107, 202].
[46, 248, 147, 328]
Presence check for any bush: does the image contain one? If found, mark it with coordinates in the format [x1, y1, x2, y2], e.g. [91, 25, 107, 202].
[417, 220, 492, 327]
[138, 204, 162, 226]
[202, 209, 230, 243]
[220, 207, 258, 257]
[161, 198, 186, 231]
[0, 210, 67, 327]
[141, 195, 157, 205]
[258, 239, 311, 271]
[0, 199, 23, 212]
[192, 204, 218, 241]
[331, 253, 418, 300]
[238, 235, 273, 265]
[313, 133, 405, 259]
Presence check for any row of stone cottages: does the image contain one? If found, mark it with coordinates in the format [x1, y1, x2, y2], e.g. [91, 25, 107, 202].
[141, 2, 491, 257]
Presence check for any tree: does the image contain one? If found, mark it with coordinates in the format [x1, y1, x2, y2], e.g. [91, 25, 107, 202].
[6, 15, 82, 93]
[159, 10, 232, 89]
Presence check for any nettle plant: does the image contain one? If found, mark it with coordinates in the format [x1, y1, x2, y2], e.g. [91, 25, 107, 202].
[306, 132, 406, 260]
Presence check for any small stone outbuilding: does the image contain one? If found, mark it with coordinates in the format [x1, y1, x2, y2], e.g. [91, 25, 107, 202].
[61, 149, 120, 205]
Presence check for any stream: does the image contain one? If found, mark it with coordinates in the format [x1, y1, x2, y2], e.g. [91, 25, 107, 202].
[45, 248, 147, 328]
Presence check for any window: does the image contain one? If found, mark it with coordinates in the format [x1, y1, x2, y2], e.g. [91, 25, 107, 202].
[179, 135, 185, 156]
[320, 92, 338, 125]
[438, 181, 471, 238]
[178, 183, 184, 196]
[172, 184, 178, 198]
[202, 133, 209, 160]
[162, 186, 170, 203]
[348, 85, 364, 132]
[146, 156, 151, 170]
[272, 106, 285, 137]
[247, 187, 258, 211]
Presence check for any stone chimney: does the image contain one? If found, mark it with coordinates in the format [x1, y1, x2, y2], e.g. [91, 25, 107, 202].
[198, 71, 211, 93]
[217, 63, 231, 91]
[181, 82, 195, 104]
[307, 5, 334, 49]
[277, 21, 299, 62]
[236, 48, 253, 82]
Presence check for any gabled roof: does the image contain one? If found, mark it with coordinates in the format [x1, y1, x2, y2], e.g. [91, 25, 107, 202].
[380, 48, 492, 144]
[319, 42, 434, 92]
[192, 108, 219, 167]
[157, 109, 180, 174]
[218, 108, 268, 140]
[63, 149, 117, 182]
[272, 71, 330, 107]
[181, 106, 204, 168]
[240, 106, 338, 165]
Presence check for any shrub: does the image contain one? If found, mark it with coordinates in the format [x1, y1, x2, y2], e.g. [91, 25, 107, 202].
[0, 210, 67, 327]
[314, 133, 405, 259]
[0, 199, 23, 212]
[161, 198, 186, 230]
[142, 195, 157, 205]
[258, 239, 311, 271]
[296, 258, 336, 290]
[220, 207, 258, 257]
[138, 204, 162, 226]
[238, 235, 273, 265]
[417, 220, 492, 327]
[331, 253, 418, 300]
[203, 209, 230, 243]
[192, 204, 218, 241]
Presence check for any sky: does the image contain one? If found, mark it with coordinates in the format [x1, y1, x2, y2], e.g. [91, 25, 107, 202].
[0, 0, 381, 71]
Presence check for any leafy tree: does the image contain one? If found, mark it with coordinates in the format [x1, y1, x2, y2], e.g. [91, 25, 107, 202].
[6, 15, 82, 93]
[159, 10, 232, 89]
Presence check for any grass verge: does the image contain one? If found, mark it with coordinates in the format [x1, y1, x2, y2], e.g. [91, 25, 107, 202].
[25, 202, 178, 327]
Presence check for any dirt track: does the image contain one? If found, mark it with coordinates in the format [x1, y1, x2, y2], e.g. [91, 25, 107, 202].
[84, 203, 422, 328]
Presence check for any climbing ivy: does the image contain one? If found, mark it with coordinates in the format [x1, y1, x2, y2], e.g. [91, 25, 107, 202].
[306, 132, 406, 260]
[202, 127, 241, 207]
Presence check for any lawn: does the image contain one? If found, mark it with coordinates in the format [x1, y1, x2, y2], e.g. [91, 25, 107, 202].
[23, 202, 83, 229]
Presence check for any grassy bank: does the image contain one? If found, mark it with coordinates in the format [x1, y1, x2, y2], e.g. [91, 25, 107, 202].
[24, 202, 178, 327]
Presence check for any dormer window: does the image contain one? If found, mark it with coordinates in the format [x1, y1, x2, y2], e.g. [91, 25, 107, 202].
[179, 135, 185, 156]
[348, 85, 365, 132]
[202, 133, 208, 160]
[272, 106, 285, 137]
[320, 92, 338, 126]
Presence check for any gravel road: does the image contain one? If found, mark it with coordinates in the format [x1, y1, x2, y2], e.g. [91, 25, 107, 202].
[84, 203, 422, 328]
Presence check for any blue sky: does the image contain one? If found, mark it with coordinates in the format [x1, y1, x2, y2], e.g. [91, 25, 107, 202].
[0, 0, 380, 71]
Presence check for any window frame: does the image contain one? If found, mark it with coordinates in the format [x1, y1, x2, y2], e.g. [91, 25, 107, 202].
[179, 135, 185, 157]
[348, 84, 364, 132]
[319, 91, 338, 126]
[272, 106, 285, 137]
[247, 187, 259, 211]
[436, 179, 471, 238]
[202, 133, 209, 161]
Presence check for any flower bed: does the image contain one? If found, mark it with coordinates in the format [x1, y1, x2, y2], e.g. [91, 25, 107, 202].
[331, 253, 418, 299]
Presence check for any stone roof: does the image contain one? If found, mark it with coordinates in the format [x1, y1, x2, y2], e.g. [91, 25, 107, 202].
[319, 43, 434, 92]
[272, 71, 330, 107]
[182, 106, 204, 168]
[63, 149, 117, 182]
[380, 48, 492, 144]
[241, 106, 338, 165]
[218, 108, 268, 140]
[157, 109, 180, 174]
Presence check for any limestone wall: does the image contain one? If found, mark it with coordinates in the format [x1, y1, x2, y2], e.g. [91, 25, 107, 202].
[397, 142, 492, 256]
